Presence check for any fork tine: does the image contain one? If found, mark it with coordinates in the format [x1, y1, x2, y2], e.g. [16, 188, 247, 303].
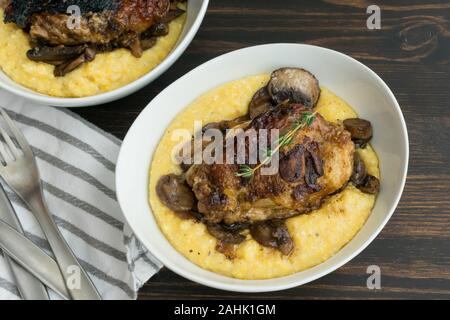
[0, 108, 32, 157]
[0, 127, 21, 159]
[0, 141, 11, 163]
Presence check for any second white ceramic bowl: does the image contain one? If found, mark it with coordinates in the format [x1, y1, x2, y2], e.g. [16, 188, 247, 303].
[116, 43, 409, 292]
[0, 0, 209, 107]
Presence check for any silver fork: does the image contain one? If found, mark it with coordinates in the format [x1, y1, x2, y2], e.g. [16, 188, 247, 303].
[0, 108, 101, 300]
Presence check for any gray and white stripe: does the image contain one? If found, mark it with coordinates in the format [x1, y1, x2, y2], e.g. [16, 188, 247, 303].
[0, 90, 162, 300]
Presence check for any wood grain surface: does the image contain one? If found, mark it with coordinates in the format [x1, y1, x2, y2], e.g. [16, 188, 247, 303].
[72, 0, 450, 299]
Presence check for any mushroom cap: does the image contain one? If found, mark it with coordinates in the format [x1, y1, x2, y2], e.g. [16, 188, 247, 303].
[156, 174, 196, 213]
[268, 67, 320, 108]
[248, 86, 274, 119]
[343, 118, 373, 140]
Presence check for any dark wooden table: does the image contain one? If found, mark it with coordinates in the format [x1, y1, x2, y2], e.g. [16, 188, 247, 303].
[72, 0, 450, 299]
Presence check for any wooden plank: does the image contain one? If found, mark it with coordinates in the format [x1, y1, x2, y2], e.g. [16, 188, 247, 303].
[71, 0, 450, 299]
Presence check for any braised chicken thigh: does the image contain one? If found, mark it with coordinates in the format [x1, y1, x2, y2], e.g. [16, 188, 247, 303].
[185, 104, 355, 225]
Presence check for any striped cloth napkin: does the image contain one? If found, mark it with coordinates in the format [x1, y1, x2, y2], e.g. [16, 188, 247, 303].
[0, 89, 162, 300]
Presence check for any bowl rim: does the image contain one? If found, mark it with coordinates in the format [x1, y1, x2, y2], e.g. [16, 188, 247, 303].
[116, 43, 409, 292]
[0, 0, 209, 107]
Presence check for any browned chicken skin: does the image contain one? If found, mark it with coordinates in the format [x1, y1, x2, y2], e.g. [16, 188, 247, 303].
[185, 104, 355, 225]
[28, 0, 171, 46]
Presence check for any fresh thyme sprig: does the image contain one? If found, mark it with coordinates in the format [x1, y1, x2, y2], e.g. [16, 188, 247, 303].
[236, 111, 317, 178]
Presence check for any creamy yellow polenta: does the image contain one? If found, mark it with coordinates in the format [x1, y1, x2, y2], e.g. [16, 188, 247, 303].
[149, 74, 380, 279]
[0, 7, 186, 97]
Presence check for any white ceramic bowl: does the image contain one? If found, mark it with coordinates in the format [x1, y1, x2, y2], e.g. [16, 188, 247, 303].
[116, 44, 409, 292]
[0, 0, 209, 107]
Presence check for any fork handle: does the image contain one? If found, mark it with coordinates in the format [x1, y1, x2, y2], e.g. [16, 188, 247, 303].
[26, 193, 101, 300]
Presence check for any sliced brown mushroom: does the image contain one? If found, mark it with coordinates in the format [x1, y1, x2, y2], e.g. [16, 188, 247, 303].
[303, 143, 323, 191]
[140, 22, 159, 50]
[54, 54, 85, 77]
[206, 223, 246, 245]
[250, 220, 294, 255]
[141, 37, 157, 51]
[85, 47, 96, 60]
[248, 86, 273, 119]
[306, 141, 323, 176]
[43, 60, 67, 66]
[128, 38, 143, 58]
[351, 152, 367, 186]
[27, 44, 88, 62]
[350, 152, 379, 195]
[202, 121, 229, 135]
[156, 174, 196, 213]
[358, 175, 380, 194]
[149, 23, 170, 37]
[202, 116, 250, 135]
[305, 155, 321, 191]
[53, 47, 96, 77]
[267, 68, 320, 107]
[343, 118, 373, 148]
[279, 144, 305, 183]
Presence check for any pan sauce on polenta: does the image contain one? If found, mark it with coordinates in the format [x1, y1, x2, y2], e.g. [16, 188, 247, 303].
[149, 70, 380, 279]
[0, 1, 186, 98]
